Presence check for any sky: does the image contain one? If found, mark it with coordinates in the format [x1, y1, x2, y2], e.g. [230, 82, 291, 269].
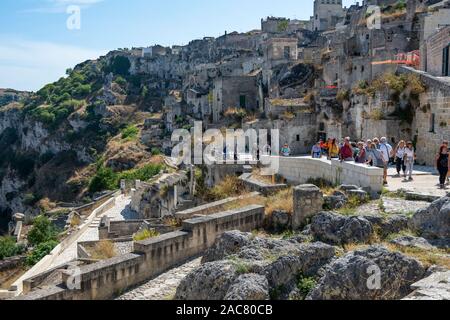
[0, 0, 357, 91]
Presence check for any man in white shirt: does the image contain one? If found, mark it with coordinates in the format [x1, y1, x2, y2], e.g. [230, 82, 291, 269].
[378, 137, 393, 185]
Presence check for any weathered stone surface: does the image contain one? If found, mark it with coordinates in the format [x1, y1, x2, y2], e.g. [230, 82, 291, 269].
[224, 274, 270, 300]
[174, 261, 238, 300]
[324, 195, 346, 210]
[379, 215, 409, 238]
[404, 271, 450, 301]
[339, 185, 360, 192]
[271, 210, 291, 231]
[347, 189, 369, 202]
[310, 212, 373, 245]
[409, 197, 450, 239]
[293, 184, 323, 229]
[307, 246, 426, 300]
[262, 242, 335, 291]
[202, 231, 252, 263]
[390, 236, 436, 250]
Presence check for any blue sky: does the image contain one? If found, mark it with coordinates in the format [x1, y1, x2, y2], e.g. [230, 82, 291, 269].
[0, 0, 356, 91]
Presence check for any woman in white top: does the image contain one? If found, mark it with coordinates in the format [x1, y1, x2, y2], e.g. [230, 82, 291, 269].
[404, 141, 415, 181]
[394, 140, 406, 177]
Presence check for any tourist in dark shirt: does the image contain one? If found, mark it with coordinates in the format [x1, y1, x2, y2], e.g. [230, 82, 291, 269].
[436, 145, 450, 189]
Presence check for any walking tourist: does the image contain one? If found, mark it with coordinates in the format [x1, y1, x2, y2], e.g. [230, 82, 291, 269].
[436, 144, 450, 189]
[404, 141, 415, 181]
[378, 137, 393, 185]
[394, 140, 407, 177]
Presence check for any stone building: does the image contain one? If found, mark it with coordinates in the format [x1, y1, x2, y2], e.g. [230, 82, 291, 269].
[312, 0, 345, 32]
[261, 17, 290, 34]
[212, 74, 262, 122]
[264, 38, 299, 68]
[424, 25, 450, 76]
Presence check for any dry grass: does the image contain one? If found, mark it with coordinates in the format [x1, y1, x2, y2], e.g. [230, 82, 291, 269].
[90, 241, 116, 260]
[206, 176, 247, 201]
[70, 215, 81, 228]
[223, 194, 266, 211]
[385, 243, 450, 269]
[265, 188, 294, 216]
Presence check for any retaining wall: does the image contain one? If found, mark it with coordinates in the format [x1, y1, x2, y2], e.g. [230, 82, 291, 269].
[11, 192, 120, 295]
[17, 205, 265, 300]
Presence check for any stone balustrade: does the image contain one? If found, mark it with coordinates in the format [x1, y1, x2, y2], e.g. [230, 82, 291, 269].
[274, 156, 384, 192]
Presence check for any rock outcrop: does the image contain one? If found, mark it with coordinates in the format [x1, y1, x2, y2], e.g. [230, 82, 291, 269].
[307, 246, 426, 300]
[224, 274, 270, 300]
[310, 212, 373, 245]
[409, 197, 450, 240]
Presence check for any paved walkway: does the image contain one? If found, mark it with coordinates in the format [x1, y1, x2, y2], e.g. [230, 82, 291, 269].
[47, 195, 133, 269]
[386, 165, 448, 198]
[117, 258, 202, 300]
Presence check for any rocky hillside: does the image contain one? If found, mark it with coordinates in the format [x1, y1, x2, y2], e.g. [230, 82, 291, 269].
[0, 54, 168, 223]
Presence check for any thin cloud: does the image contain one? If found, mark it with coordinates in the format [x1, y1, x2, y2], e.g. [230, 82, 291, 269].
[0, 37, 107, 91]
[23, 0, 105, 14]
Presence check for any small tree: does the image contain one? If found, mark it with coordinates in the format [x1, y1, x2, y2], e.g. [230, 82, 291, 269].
[27, 216, 58, 246]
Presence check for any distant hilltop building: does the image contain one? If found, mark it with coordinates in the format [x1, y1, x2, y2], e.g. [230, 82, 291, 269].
[312, 0, 345, 31]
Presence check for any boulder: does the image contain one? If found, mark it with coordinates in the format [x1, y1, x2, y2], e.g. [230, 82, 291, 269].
[271, 210, 291, 231]
[379, 215, 409, 238]
[307, 246, 426, 300]
[202, 231, 252, 263]
[224, 274, 270, 300]
[310, 212, 373, 245]
[175, 261, 238, 300]
[262, 242, 335, 292]
[323, 195, 347, 210]
[390, 236, 436, 250]
[339, 185, 360, 192]
[347, 189, 369, 202]
[409, 197, 450, 239]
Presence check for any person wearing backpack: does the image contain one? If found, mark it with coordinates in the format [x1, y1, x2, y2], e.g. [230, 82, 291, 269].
[436, 145, 450, 189]
[404, 141, 415, 181]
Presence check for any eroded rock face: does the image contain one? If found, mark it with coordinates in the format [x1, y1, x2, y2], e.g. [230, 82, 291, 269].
[310, 212, 373, 245]
[175, 261, 238, 300]
[307, 246, 426, 300]
[179, 231, 335, 300]
[390, 236, 436, 250]
[224, 274, 270, 300]
[409, 197, 450, 240]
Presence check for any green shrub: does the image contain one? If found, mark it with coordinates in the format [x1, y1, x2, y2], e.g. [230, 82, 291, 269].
[26, 240, 58, 266]
[89, 163, 163, 193]
[114, 76, 127, 87]
[27, 216, 58, 246]
[121, 125, 139, 141]
[151, 148, 161, 156]
[0, 237, 26, 260]
[297, 275, 317, 299]
[133, 229, 160, 241]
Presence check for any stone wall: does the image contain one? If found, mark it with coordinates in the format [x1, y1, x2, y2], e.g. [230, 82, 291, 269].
[175, 192, 261, 220]
[275, 156, 384, 192]
[425, 26, 450, 77]
[17, 205, 265, 300]
[239, 173, 287, 196]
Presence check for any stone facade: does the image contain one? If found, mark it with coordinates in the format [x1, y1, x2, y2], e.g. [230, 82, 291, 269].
[293, 184, 324, 229]
[312, 0, 345, 32]
[425, 25, 450, 76]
